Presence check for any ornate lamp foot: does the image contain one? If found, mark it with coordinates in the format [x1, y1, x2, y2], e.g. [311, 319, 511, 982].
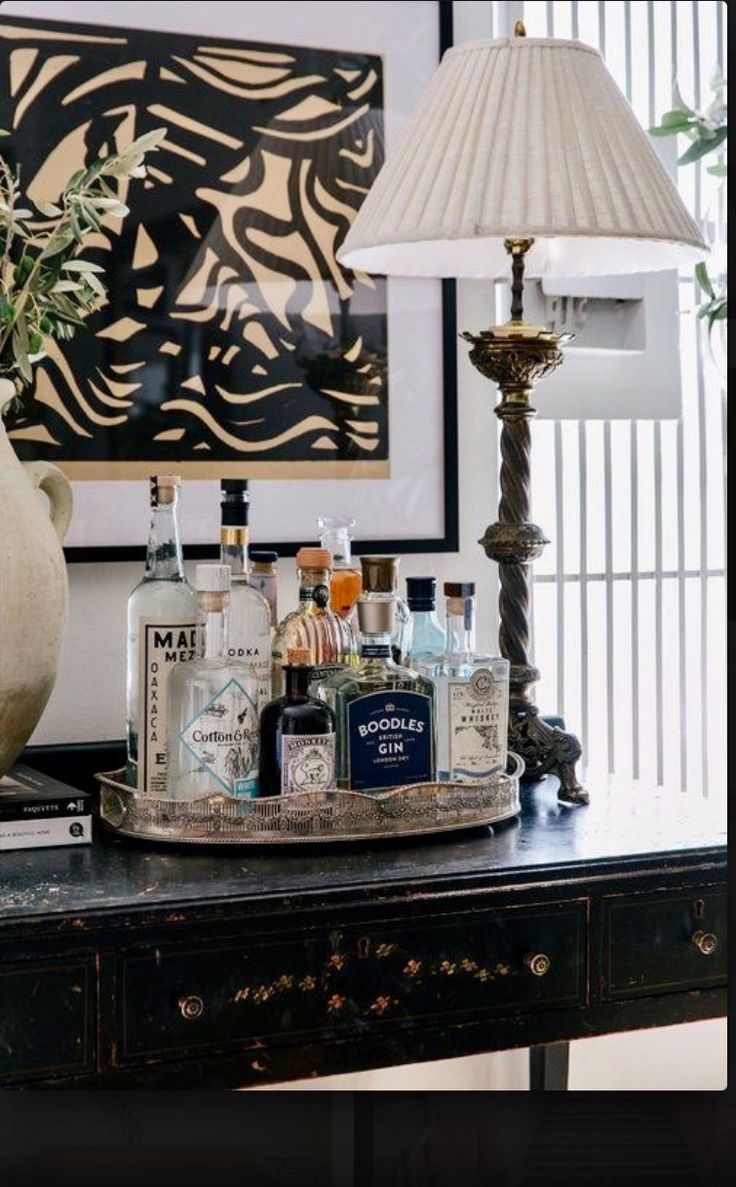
[508, 702, 589, 806]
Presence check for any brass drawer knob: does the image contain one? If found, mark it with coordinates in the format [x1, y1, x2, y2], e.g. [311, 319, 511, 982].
[692, 930, 718, 956]
[178, 993, 205, 1020]
[524, 952, 551, 977]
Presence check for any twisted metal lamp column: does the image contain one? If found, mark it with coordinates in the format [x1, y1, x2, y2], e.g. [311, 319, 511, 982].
[462, 240, 588, 805]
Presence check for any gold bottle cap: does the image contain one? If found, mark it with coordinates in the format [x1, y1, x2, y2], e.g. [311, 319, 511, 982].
[286, 646, 312, 666]
[357, 597, 395, 635]
[296, 547, 332, 570]
[360, 555, 399, 593]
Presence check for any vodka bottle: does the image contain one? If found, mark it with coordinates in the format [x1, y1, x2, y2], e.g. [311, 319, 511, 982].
[219, 480, 272, 715]
[126, 475, 196, 794]
[167, 564, 260, 800]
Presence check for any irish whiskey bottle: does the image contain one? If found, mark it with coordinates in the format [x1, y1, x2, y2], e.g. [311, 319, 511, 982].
[316, 599, 435, 793]
[258, 647, 336, 797]
[418, 583, 509, 783]
[167, 564, 260, 800]
[271, 548, 357, 697]
[219, 480, 272, 714]
[406, 576, 445, 663]
[126, 475, 196, 795]
[359, 555, 412, 664]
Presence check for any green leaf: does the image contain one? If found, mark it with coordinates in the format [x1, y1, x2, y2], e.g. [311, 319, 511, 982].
[695, 262, 715, 299]
[679, 125, 728, 164]
[62, 259, 106, 273]
[707, 163, 727, 177]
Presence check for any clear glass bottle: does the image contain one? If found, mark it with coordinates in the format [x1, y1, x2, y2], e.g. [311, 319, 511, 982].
[258, 646, 336, 797]
[271, 547, 357, 697]
[317, 515, 362, 621]
[316, 599, 435, 793]
[126, 475, 197, 795]
[167, 564, 260, 800]
[406, 576, 445, 663]
[359, 555, 412, 666]
[248, 549, 279, 628]
[219, 480, 272, 715]
[418, 582, 509, 783]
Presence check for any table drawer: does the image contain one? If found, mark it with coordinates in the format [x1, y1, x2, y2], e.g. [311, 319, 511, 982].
[603, 886, 726, 1000]
[118, 899, 586, 1062]
[0, 955, 95, 1082]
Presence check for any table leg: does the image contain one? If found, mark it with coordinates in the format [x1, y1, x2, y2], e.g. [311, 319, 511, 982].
[529, 1042, 570, 1091]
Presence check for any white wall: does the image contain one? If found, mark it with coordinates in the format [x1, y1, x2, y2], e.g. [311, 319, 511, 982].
[12, 0, 725, 1092]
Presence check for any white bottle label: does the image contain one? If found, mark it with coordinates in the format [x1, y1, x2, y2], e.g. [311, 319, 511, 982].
[447, 668, 509, 782]
[138, 619, 196, 795]
[226, 642, 271, 713]
[281, 734, 336, 795]
[180, 678, 259, 797]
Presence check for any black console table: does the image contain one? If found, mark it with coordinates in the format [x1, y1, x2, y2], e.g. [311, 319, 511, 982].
[0, 745, 726, 1090]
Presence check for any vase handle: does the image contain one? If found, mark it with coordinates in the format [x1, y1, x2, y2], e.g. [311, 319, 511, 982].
[25, 461, 74, 543]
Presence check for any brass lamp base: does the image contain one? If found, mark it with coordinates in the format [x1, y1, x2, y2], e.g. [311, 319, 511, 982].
[462, 240, 588, 805]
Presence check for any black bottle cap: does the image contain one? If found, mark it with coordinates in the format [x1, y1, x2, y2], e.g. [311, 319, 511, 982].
[220, 480, 249, 526]
[444, 582, 476, 598]
[406, 576, 437, 611]
[220, 479, 248, 496]
[249, 548, 279, 564]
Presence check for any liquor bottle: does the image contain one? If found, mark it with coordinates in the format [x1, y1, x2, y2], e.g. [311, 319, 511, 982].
[272, 548, 357, 697]
[406, 576, 445, 663]
[219, 480, 272, 714]
[317, 515, 362, 621]
[167, 564, 260, 800]
[417, 582, 509, 783]
[316, 599, 435, 793]
[359, 555, 412, 665]
[248, 548, 279, 627]
[126, 475, 196, 795]
[258, 646, 336, 797]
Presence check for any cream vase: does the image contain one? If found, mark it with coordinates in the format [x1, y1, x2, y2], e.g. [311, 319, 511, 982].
[0, 401, 73, 775]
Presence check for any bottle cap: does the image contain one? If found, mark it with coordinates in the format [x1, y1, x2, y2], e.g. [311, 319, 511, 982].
[296, 547, 332, 570]
[286, 646, 312, 666]
[357, 597, 395, 635]
[249, 549, 279, 565]
[195, 563, 231, 592]
[406, 576, 437, 610]
[360, 555, 399, 593]
[220, 479, 248, 496]
[220, 480, 249, 526]
[149, 474, 180, 505]
[444, 582, 476, 598]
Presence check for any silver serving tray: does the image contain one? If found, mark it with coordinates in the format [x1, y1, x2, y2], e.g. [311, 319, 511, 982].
[97, 753, 523, 846]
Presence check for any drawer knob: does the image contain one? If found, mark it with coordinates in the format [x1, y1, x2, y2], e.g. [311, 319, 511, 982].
[178, 993, 205, 1021]
[692, 930, 718, 956]
[524, 952, 551, 977]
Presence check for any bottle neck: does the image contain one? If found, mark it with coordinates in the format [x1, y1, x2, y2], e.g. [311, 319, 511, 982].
[284, 666, 312, 699]
[320, 528, 353, 568]
[298, 567, 331, 604]
[360, 632, 393, 660]
[196, 593, 230, 660]
[220, 526, 249, 577]
[410, 605, 439, 623]
[145, 498, 185, 580]
[445, 598, 476, 656]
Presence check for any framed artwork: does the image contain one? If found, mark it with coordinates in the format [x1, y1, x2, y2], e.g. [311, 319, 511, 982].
[0, 1, 457, 559]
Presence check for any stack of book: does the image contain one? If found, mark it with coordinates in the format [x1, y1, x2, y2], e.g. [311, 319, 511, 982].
[0, 765, 92, 851]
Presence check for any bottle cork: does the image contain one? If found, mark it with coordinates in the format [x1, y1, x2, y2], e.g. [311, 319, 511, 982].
[296, 547, 332, 570]
[286, 646, 312, 666]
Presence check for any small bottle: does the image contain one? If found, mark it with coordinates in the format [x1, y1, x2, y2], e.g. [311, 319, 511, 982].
[219, 480, 272, 714]
[272, 547, 357, 697]
[406, 577, 445, 663]
[248, 549, 279, 628]
[167, 564, 260, 800]
[359, 555, 412, 665]
[126, 475, 197, 795]
[316, 599, 435, 793]
[258, 647, 337, 798]
[317, 516, 362, 621]
[418, 582, 509, 783]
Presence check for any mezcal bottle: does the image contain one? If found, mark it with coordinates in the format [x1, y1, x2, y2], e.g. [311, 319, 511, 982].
[167, 564, 260, 800]
[316, 599, 435, 793]
[219, 480, 272, 715]
[126, 475, 196, 795]
[271, 548, 357, 697]
[417, 583, 509, 783]
[258, 647, 336, 797]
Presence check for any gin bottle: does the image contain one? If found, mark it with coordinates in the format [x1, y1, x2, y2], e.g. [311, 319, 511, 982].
[359, 555, 412, 665]
[271, 548, 357, 697]
[316, 599, 435, 793]
[317, 515, 362, 621]
[126, 475, 196, 795]
[219, 480, 272, 715]
[167, 564, 260, 800]
[258, 647, 336, 797]
[417, 583, 509, 783]
[406, 576, 445, 663]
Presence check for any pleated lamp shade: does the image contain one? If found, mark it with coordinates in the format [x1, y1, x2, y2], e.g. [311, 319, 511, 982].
[337, 36, 707, 278]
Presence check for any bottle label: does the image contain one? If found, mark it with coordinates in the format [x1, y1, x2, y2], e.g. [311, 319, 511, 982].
[138, 619, 196, 795]
[447, 668, 509, 782]
[226, 641, 271, 713]
[361, 644, 392, 659]
[346, 690, 433, 792]
[180, 678, 259, 797]
[281, 734, 336, 795]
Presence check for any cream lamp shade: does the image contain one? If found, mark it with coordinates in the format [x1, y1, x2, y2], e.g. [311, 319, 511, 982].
[337, 36, 708, 278]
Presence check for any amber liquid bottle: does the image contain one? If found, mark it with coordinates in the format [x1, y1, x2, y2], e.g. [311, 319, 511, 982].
[258, 647, 336, 797]
[317, 516, 362, 621]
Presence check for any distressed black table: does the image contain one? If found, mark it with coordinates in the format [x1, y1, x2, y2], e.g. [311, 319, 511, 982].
[0, 744, 726, 1090]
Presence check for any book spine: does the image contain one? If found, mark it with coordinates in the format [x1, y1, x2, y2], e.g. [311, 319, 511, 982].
[0, 815, 92, 850]
[0, 798, 88, 821]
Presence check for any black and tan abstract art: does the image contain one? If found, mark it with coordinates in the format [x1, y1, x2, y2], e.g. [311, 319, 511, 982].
[0, 16, 387, 477]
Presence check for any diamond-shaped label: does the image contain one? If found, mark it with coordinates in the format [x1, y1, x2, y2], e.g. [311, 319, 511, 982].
[180, 678, 258, 796]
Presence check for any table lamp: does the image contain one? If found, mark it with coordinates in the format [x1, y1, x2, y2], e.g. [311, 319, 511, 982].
[337, 23, 707, 805]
